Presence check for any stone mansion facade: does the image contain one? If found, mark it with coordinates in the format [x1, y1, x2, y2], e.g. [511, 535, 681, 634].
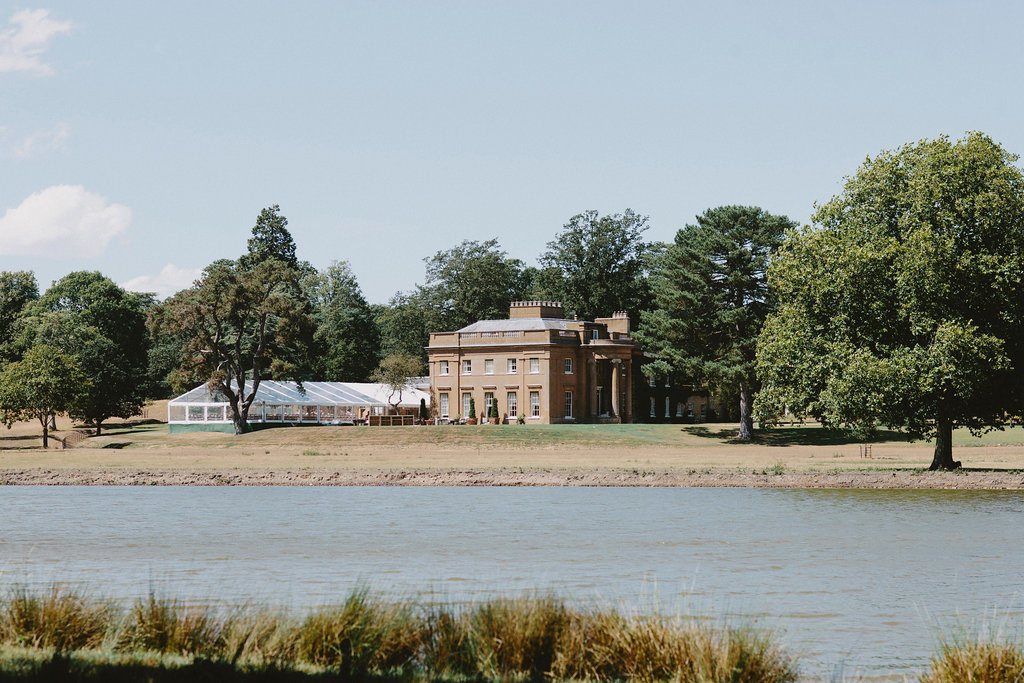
[426, 301, 714, 424]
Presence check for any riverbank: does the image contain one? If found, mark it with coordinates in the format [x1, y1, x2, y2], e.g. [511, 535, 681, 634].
[2, 465, 1023, 488]
[5, 420, 1024, 488]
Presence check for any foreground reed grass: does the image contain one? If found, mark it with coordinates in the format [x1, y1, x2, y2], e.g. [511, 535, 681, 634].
[0, 586, 797, 681]
[921, 637, 1024, 682]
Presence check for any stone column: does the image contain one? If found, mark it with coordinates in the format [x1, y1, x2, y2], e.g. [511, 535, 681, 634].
[588, 357, 597, 421]
[611, 358, 621, 418]
[624, 359, 632, 423]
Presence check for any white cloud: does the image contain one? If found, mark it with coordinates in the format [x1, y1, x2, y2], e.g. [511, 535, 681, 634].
[121, 264, 202, 300]
[0, 9, 72, 75]
[13, 121, 69, 158]
[0, 185, 131, 257]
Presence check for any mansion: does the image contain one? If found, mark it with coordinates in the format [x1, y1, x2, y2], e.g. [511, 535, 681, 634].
[426, 301, 714, 424]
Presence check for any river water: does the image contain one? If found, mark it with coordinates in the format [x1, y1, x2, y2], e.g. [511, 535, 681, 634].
[1, 486, 1022, 679]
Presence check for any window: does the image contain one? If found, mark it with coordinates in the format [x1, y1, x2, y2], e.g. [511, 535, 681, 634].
[648, 375, 656, 387]
[591, 329, 599, 340]
[687, 403, 694, 418]
[700, 404, 707, 420]
[439, 393, 449, 418]
[649, 397, 655, 418]
[564, 358, 573, 374]
[676, 401, 683, 417]
[507, 392, 517, 417]
[484, 359, 494, 375]
[439, 360, 449, 376]
[565, 391, 573, 417]
[462, 392, 472, 417]
[484, 391, 494, 413]
[320, 405, 336, 421]
[664, 397, 670, 418]
[530, 391, 540, 417]
[462, 359, 472, 375]
[664, 377, 670, 388]
[529, 358, 539, 374]
[507, 358, 517, 374]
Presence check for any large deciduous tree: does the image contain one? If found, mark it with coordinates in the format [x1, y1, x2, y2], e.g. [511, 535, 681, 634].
[537, 209, 651, 321]
[156, 209, 314, 434]
[637, 206, 796, 440]
[420, 239, 531, 330]
[304, 261, 381, 382]
[756, 132, 1024, 470]
[21, 272, 150, 434]
[0, 345, 88, 448]
[0, 271, 39, 364]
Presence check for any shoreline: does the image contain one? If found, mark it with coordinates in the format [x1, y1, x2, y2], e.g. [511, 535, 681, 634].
[3, 466, 1024, 488]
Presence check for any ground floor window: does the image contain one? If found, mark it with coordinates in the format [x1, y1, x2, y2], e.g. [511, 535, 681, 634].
[687, 403, 694, 418]
[439, 392, 449, 418]
[530, 391, 540, 417]
[565, 391, 573, 418]
[649, 397, 655, 418]
[462, 392, 472, 418]
[676, 401, 683, 417]
[507, 391, 517, 417]
[664, 397, 670, 419]
[484, 391, 494, 416]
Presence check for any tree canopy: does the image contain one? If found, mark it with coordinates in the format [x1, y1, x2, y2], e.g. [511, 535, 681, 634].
[304, 261, 381, 382]
[370, 353, 424, 413]
[156, 208, 314, 434]
[20, 271, 150, 434]
[756, 132, 1024, 469]
[0, 345, 88, 448]
[638, 206, 795, 439]
[0, 271, 39, 364]
[537, 209, 651, 321]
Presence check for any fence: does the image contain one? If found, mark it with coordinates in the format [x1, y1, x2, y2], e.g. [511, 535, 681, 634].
[367, 415, 416, 427]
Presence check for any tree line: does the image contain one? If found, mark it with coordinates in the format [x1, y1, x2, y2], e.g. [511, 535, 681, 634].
[3, 131, 1024, 469]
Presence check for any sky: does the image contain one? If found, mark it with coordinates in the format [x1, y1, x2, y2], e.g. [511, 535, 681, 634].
[2, 1, 1024, 302]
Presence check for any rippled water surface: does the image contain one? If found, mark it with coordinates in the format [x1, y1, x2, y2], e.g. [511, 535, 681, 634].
[1, 486, 1022, 678]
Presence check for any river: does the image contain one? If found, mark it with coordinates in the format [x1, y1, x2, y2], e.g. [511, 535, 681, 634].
[1, 486, 1021, 679]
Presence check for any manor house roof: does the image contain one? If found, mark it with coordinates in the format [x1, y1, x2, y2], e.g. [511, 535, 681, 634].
[456, 318, 571, 333]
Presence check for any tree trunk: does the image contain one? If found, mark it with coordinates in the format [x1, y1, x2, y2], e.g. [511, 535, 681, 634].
[94, 420, 101, 436]
[737, 381, 754, 441]
[928, 416, 961, 470]
[40, 415, 49, 449]
[46, 413, 56, 431]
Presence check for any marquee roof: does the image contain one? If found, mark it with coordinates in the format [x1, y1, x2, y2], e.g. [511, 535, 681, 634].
[169, 380, 429, 408]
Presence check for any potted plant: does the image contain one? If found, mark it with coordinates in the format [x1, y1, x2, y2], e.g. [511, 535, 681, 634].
[419, 398, 429, 425]
[466, 398, 478, 425]
[517, 414, 525, 425]
[489, 402, 499, 424]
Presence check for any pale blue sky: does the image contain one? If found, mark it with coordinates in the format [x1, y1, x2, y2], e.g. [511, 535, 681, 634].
[2, 1, 1023, 301]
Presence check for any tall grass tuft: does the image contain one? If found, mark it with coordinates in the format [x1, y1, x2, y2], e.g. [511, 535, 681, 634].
[465, 596, 571, 679]
[293, 588, 421, 676]
[0, 586, 111, 651]
[117, 593, 225, 655]
[922, 640, 1024, 682]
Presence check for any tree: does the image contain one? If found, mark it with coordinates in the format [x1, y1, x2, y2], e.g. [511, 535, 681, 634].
[538, 209, 652, 321]
[374, 294, 436, 362]
[756, 132, 1024, 470]
[240, 204, 299, 270]
[156, 210, 314, 434]
[21, 272, 150, 435]
[370, 353, 424, 413]
[637, 206, 796, 440]
[304, 261, 381, 381]
[0, 345, 88, 448]
[420, 239, 531, 331]
[0, 271, 38, 364]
